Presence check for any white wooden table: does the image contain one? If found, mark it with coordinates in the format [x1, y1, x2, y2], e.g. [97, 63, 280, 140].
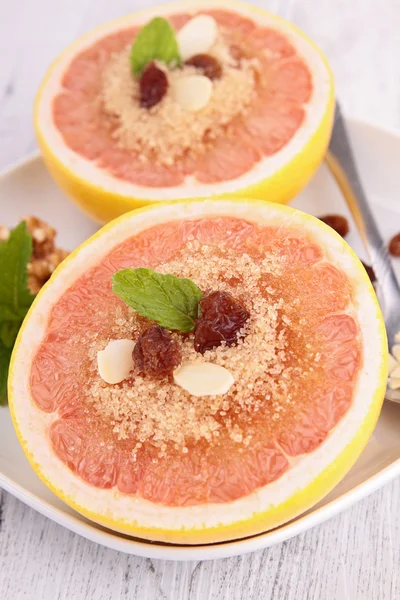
[1, 1, 400, 598]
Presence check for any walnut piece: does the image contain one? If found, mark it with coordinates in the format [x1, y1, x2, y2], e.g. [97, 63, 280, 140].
[1, 216, 69, 294]
[23, 215, 56, 258]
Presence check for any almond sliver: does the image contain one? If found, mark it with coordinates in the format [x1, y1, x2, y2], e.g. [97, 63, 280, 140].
[174, 362, 234, 397]
[388, 353, 399, 375]
[391, 344, 400, 362]
[177, 15, 218, 61]
[389, 377, 400, 391]
[171, 75, 212, 112]
[97, 339, 135, 384]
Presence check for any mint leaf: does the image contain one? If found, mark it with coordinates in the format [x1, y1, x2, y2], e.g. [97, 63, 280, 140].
[130, 17, 181, 77]
[1, 321, 21, 348]
[0, 305, 29, 324]
[0, 341, 12, 405]
[0, 221, 36, 404]
[112, 268, 202, 332]
[0, 222, 35, 323]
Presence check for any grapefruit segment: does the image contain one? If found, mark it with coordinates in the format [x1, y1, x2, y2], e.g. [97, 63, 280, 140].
[166, 13, 191, 30]
[9, 200, 386, 544]
[277, 414, 326, 457]
[195, 133, 261, 183]
[77, 442, 120, 490]
[50, 415, 120, 489]
[30, 341, 74, 413]
[276, 238, 323, 266]
[204, 438, 288, 505]
[98, 150, 184, 188]
[49, 418, 85, 471]
[61, 48, 107, 94]
[58, 126, 111, 163]
[35, 0, 334, 222]
[283, 263, 352, 318]
[243, 99, 305, 156]
[317, 313, 358, 343]
[250, 28, 296, 55]
[129, 436, 288, 507]
[206, 9, 257, 35]
[251, 226, 324, 266]
[311, 384, 353, 432]
[267, 57, 312, 103]
[53, 93, 95, 126]
[328, 348, 361, 381]
[117, 453, 142, 495]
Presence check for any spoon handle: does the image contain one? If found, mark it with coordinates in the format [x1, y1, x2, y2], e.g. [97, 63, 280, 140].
[327, 103, 400, 343]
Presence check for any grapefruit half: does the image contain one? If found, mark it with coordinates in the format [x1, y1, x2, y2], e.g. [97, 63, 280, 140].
[35, 0, 334, 223]
[9, 199, 387, 544]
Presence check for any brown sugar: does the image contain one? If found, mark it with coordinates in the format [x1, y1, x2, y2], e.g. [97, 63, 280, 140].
[100, 31, 259, 166]
[84, 241, 319, 458]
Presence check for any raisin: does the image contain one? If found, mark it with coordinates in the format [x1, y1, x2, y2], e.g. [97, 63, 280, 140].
[139, 62, 168, 109]
[318, 214, 349, 238]
[185, 54, 222, 80]
[389, 233, 400, 257]
[194, 291, 250, 354]
[361, 261, 376, 284]
[133, 326, 181, 376]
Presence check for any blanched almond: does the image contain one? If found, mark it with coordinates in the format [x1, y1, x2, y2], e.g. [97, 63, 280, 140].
[392, 344, 400, 362]
[171, 75, 212, 111]
[390, 366, 400, 379]
[177, 15, 218, 61]
[388, 353, 399, 374]
[173, 362, 234, 397]
[97, 339, 135, 384]
[388, 377, 400, 391]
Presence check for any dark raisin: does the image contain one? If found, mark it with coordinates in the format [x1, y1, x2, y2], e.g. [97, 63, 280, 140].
[185, 54, 222, 80]
[361, 261, 376, 284]
[389, 233, 400, 257]
[194, 291, 250, 354]
[133, 326, 181, 376]
[139, 62, 168, 109]
[318, 214, 349, 238]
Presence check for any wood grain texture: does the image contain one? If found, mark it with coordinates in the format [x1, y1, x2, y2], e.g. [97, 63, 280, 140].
[1, 0, 400, 598]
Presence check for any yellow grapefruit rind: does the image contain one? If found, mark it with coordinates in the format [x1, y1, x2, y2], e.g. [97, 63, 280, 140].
[34, 0, 335, 224]
[8, 199, 387, 545]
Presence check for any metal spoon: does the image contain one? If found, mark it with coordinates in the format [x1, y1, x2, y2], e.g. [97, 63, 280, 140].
[326, 102, 400, 402]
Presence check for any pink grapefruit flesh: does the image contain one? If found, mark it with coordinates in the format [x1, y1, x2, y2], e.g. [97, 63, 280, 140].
[29, 217, 361, 508]
[52, 10, 312, 187]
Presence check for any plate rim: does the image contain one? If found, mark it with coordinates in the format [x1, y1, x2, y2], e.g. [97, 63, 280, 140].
[1, 117, 400, 561]
[1, 453, 400, 561]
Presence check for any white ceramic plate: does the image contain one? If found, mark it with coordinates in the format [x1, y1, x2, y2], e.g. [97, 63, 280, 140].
[1, 119, 400, 561]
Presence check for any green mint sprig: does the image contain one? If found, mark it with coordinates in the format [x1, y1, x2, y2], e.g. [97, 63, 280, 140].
[112, 268, 202, 332]
[130, 17, 181, 77]
[0, 222, 35, 404]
